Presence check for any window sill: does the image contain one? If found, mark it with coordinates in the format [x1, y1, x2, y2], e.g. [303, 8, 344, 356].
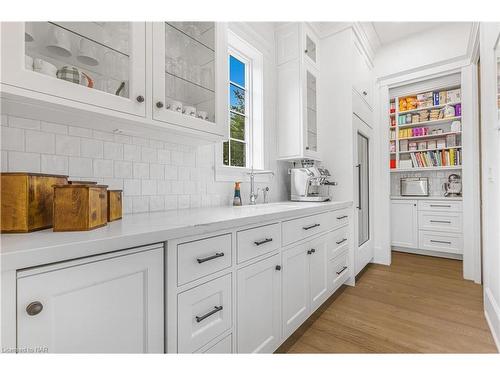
[215, 165, 274, 182]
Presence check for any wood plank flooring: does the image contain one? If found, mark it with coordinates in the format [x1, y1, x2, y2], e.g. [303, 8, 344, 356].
[280, 252, 497, 353]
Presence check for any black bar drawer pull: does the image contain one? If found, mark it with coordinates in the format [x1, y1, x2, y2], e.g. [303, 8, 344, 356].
[430, 204, 451, 208]
[195, 306, 223, 323]
[336, 238, 347, 245]
[336, 215, 348, 220]
[303, 223, 320, 230]
[430, 220, 452, 224]
[430, 240, 452, 245]
[254, 238, 273, 246]
[197, 252, 224, 264]
[307, 248, 316, 255]
[336, 266, 348, 275]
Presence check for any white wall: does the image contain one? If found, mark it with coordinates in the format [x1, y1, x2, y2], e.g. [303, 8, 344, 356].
[0, 22, 288, 213]
[374, 23, 473, 80]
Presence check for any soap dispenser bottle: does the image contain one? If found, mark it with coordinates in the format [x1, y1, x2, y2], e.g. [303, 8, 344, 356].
[233, 182, 242, 206]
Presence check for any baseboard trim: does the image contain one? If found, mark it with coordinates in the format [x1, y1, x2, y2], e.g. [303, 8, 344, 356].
[392, 246, 463, 260]
[484, 287, 500, 352]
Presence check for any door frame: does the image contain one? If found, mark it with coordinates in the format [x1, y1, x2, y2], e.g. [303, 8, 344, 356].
[353, 113, 374, 275]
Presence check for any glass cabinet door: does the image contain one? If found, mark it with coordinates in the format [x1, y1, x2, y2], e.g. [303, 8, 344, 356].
[305, 34, 317, 64]
[1, 22, 146, 116]
[305, 68, 318, 153]
[152, 22, 227, 136]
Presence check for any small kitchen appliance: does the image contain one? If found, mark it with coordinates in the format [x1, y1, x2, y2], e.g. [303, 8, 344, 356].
[443, 173, 462, 197]
[290, 163, 334, 202]
[400, 177, 429, 196]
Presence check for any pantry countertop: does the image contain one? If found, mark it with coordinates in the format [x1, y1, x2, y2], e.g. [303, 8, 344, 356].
[1, 200, 352, 271]
[390, 196, 463, 201]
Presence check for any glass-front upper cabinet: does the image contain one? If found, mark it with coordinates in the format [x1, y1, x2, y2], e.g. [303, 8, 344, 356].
[0, 22, 146, 116]
[303, 26, 319, 67]
[152, 22, 228, 137]
[305, 68, 318, 153]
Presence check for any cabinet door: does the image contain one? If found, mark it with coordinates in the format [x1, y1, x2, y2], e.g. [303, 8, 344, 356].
[152, 22, 228, 137]
[17, 247, 164, 353]
[308, 235, 329, 311]
[237, 254, 281, 353]
[352, 41, 373, 108]
[1, 22, 146, 117]
[391, 200, 418, 248]
[303, 25, 319, 67]
[304, 63, 319, 159]
[282, 242, 310, 338]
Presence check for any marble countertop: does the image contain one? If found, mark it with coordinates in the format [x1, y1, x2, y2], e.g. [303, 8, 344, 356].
[390, 196, 463, 201]
[1, 200, 352, 271]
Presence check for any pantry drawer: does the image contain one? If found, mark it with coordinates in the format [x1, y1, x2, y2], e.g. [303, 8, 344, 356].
[327, 227, 350, 260]
[177, 234, 232, 286]
[328, 250, 350, 293]
[177, 274, 232, 353]
[199, 334, 232, 353]
[418, 231, 463, 254]
[418, 211, 462, 233]
[418, 200, 462, 213]
[282, 211, 338, 246]
[237, 223, 281, 264]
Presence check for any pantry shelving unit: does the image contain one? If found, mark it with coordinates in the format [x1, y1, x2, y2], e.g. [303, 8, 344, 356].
[389, 85, 462, 172]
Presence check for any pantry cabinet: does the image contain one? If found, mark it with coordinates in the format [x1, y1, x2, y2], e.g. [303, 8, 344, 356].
[1, 22, 228, 143]
[1, 22, 147, 117]
[390, 199, 418, 248]
[16, 245, 164, 353]
[276, 23, 321, 160]
[152, 22, 228, 137]
[237, 253, 282, 353]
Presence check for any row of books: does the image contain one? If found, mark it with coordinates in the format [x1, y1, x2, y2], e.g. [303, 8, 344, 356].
[409, 149, 461, 168]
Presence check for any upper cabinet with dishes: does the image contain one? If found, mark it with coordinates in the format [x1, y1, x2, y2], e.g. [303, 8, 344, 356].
[0, 22, 228, 143]
[276, 23, 321, 161]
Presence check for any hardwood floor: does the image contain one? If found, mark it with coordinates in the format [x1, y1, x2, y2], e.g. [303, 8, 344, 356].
[281, 251, 497, 353]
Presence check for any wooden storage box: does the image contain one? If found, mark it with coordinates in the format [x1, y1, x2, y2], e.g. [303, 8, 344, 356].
[107, 190, 122, 222]
[53, 184, 108, 231]
[1, 173, 68, 233]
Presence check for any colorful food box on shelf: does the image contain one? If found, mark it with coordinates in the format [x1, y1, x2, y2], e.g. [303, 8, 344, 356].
[446, 88, 461, 103]
[390, 159, 396, 169]
[455, 103, 462, 116]
[433, 92, 440, 105]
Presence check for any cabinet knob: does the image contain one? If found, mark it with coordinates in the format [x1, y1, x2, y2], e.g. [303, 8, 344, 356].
[156, 101, 164, 109]
[26, 301, 43, 316]
[306, 146, 310, 150]
[275, 265, 281, 271]
[362, 91, 368, 96]
[304, 49, 308, 54]
[136, 95, 145, 103]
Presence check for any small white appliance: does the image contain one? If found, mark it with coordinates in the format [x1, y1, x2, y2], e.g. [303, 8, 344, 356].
[290, 164, 335, 202]
[400, 177, 429, 196]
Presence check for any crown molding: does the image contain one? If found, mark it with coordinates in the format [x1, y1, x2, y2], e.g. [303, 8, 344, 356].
[466, 22, 480, 64]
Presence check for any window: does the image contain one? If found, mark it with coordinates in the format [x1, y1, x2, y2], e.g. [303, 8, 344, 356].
[218, 30, 264, 177]
[223, 54, 249, 167]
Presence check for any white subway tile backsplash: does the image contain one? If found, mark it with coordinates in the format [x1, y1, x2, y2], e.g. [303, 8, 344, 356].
[1, 151, 7, 171]
[132, 196, 149, 213]
[81, 138, 104, 158]
[178, 167, 190, 181]
[123, 144, 141, 162]
[114, 160, 133, 178]
[133, 162, 149, 179]
[92, 130, 114, 141]
[41, 121, 68, 135]
[141, 179, 157, 195]
[102, 178, 123, 190]
[124, 179, 141, 196]
[165, 165, 178, 180]
[1, 127, 25, 151]
[9, 117, 40, 130]
[123, 196, 133, 214]
[114, 133, 132, 144]
[157, 149, 170, 164]
[8, 151, 40, 172]
[104, 142, 124, 160]
[165, 195, 178, 210]
[178, 195, 190, 209]
[132, 137, 149, 146]
[150, 164, 164, 179]
[26, 130, 55, 154]
[69, 126, 92, 138]
[56, 135, 80, 156]
[149, 196, 165, 212]
[69, 157, 93, 176]
[41, 154, 68, 175]
[157, 180, 171, 195]
[141, 147, 157, 163]
[171, 150, 183, 165]
[93, 159, 113, 178]
[183, 152, 196, 167]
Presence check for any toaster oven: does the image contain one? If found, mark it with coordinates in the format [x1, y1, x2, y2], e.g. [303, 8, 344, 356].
[400, 177, 429, 196]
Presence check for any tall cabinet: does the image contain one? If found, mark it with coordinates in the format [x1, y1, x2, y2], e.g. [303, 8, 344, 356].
[276, 23, 320, 160]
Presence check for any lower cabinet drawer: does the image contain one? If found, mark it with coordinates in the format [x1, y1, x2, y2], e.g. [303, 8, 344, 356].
[177, 274, 232, 353]
[199, 334, 233, 353]
[328, 251, 350, 293]
[418, 231, 463, 254]
[328, 227, 349, 260]
[282, 211, 336, 246]
[177, 234, 232, 286]
[418, 211, 462, 233]
[237, 223, 281, 264]
[418, 200, 462, 212]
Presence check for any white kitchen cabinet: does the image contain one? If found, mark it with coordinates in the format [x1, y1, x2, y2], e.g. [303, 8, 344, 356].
[1, 22, 147, 117]
[391, 199, 418, 249]
[276, 23, 321, 160]
[16, 245, 164, 353]
[352, 41, 373, 109]
[152, 22, 228, 137]
[237, 253, 281, 353]
[308, 235, 329, 311]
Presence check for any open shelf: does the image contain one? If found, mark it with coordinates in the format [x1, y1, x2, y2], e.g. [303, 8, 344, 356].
[399, 131, 461, 141]
[399, 146, 462, 154]
[398, 116, 461, 129]
[398, 101, 461, 115]
[390, 166, 462, 173]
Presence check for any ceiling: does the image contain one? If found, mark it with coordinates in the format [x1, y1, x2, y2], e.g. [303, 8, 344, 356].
[371, 22, 442, 46]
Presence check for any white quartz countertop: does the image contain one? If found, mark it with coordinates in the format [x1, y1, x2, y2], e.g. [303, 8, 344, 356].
[390, 196, 463, 201]
[1, 200, 352, 271]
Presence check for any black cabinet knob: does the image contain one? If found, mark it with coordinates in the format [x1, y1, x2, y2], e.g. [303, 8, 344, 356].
[156, 101, 164, 109]
[136, 95, 145, 103]
[275, 265, 281, 271]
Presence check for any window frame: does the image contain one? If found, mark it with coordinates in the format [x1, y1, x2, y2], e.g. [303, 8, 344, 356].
[216, 30, 268, 182]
